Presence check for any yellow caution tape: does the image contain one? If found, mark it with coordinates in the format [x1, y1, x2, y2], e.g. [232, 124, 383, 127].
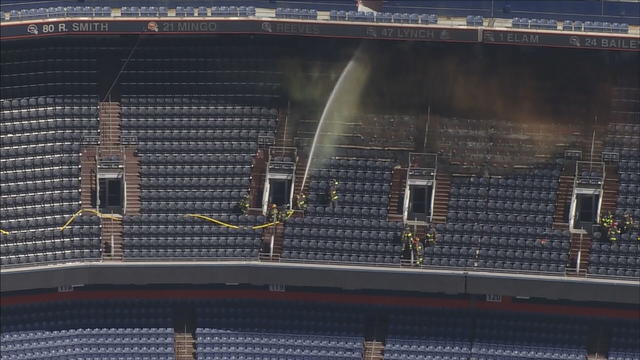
[184, 214, 240, 229]
[0, 229, 10, 235]
[60, 209, 122, 231]
[251, 221, 280, 230]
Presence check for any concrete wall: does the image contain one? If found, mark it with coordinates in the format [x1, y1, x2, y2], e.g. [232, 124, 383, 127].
[2, 261, 638, 305]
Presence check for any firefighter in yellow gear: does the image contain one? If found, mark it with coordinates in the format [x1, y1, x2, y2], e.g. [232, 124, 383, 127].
[296, 193, 308, 211]
[600, 212, 617, 241]
[267, 203, 279, 222]
[238, 193, 250, 215]
[413, 235, 424, 266]
[328, 179, 339, 207]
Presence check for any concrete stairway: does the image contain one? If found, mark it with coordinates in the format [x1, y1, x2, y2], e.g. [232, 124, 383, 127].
[98, 102, 121, 152]
[174, 332, 196, 360]
[273, 107, 296, 148]
[260, 223, 284, 261]
[567, 232, 592, 276]
[362, 315, 387, 360]
[431, 171, 450, 224]
[553, 175, 574, 226]
[586, 325, 611, 360]
[293, 155, 309, 199]
[174, 309, 196, 360]
[250, 153, 268, 208]
[601, 166, 619, 216]
[363, 341, 385, 360]
[80, 146, 97, 208]
[101, 217, 123, 261]
[387, 167, 407, 221]
[124, 146, 140, 215]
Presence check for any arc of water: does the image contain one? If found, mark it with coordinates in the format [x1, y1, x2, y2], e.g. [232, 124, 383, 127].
[300, 59, 357, 193]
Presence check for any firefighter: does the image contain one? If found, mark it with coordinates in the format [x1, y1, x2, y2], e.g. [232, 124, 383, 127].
[238, 193, 250, 215]
[401, 227, 413, 246]
[277, 205, 289, 222]
[328, 179, 339, 208]
[296, 193, 308, 211]
[425, 227, 436, 246]
[267, 203, 279, 222]
[600, 212, 616, 241]
[413, 235, 424, 266]
[620, 213, 635, 233]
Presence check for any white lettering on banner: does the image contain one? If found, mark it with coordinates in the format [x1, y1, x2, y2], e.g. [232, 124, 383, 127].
[496, 32, 539, 44]
[274, 22, 320, 35]
[176, 22, 217, 32]
[380, 27, 435, 39]
[601, 38, 638, 49]
[72, 22, 109, 32]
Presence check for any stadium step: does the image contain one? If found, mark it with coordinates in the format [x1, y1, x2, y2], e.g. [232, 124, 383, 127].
[98, 102, 121, 149]
[174, 332, 196, 360]
[586, 324, 611, 360]
[293, 155, 309, 198]
[600, 166, 619, 216]
[250, 152, 268, 208]
[260, 223, 284, 261]
[567, 232, 592, 276]
[274, 106, 296, 148]
[362, 314, 387, 360]
[553, 175, 574, 225]
[101, 216, 123, 261]
[387, 167, 407, 221]
[431, 170, 450, 224]
[80, 146, 97, 208]
[362, 341, 385, 360]
[124, 146, 141, 215]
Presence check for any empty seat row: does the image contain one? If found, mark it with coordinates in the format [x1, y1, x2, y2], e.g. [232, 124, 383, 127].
[329, 11, 437, 25]
[1, 179, 79, 195]
[124, 248, 258, 259]
[136, 141, 257, 154]
[122, 105, 276, 116]
[438, 234, 569, 251]
[2, 96, 97, 110]
[124, 129, 265, 141]
[122, 119, 275, 131]
[1, 131, 96, 146]
[8, 7, 110, 20]
[138, 153, 252, 165]
[466, 16, 484, 26]
[513, 18, 557, 30]
[1, 203, 79, 220]
[211, 6, 256, 17]
[306, 206, 388, 219]
[285, 228, 398, 243]
[121, 6, 168, 17]
[275, 8, 318, 20]
[141, 190, 247, 201]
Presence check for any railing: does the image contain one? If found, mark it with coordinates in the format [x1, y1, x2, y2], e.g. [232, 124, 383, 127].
[575, 161, 606, 188]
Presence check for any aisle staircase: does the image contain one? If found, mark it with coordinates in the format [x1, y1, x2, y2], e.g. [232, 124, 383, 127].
[567, 232, 591, 276]
[124, 146, 140, 215]
[600, 166, 619, 216]
[260, 223, 284, 261]
[174, 309, 196, 360]
[553, 175, 574, 226]
[101, 216, 123, 261]
[586, 325, 611, 360]
[431, 171, 450, 224]
[99, 102, 121, 150]
[80, 146, 97, 208]
[387, 167, 407, 221]
[362, 315, 387, 360]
